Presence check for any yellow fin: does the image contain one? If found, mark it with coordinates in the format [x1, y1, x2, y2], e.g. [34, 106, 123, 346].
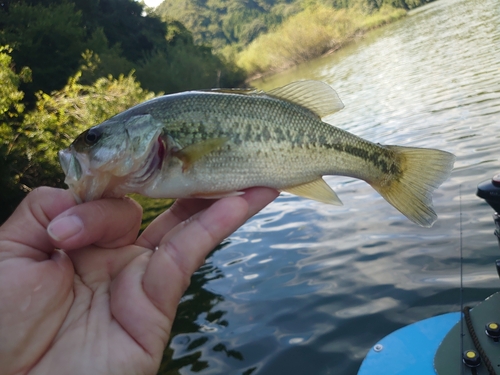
[282, 178, 343, 205]
[174, 137, 228, 172]
[268, 80, 344, 118]
[371, 146, 455, 227]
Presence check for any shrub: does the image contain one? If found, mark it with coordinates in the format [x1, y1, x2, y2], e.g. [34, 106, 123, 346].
[0, 48, 156, 222]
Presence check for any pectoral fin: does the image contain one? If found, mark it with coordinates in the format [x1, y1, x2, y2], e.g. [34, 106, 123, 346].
[282, 178, 343, 205]
[173, 137, 228, 172]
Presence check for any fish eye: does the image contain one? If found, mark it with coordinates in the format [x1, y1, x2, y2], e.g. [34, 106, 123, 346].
[84, 127, 102, 146]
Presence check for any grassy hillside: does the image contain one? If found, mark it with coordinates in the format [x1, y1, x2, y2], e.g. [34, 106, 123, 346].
[237, 4, 406, 77]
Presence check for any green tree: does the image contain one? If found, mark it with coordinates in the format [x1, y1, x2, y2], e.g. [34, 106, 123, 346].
[135, 19, 245, 94]
[0, 0, 244, 102]
[0, 2, 86, 103]
[0, 46, 31, 222]
[155, 0, 300, 51]
[79, 30, 135, 85]
[155, 0, 434, 54]
[78, 0, 169, 63]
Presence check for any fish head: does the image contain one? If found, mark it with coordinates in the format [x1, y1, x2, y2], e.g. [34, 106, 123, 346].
[59, 113, 164, 202]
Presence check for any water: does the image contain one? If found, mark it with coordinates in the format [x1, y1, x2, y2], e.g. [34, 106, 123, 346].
[159, 0, 500, 374]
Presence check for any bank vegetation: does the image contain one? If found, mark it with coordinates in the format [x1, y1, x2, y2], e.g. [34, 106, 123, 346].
[237, 5, 407, 77]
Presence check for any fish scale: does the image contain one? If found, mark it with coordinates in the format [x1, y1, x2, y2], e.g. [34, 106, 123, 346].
[161, 93, 379, 178]
[59, 80, 455, 227]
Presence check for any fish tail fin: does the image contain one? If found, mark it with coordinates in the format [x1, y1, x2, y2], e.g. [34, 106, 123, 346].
[371, 146, 455, 227]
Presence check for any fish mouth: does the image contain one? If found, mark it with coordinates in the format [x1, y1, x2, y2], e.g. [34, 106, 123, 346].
[58, 146, 85, 203]
[58, 146, 98, 203]
[59, 148, 84, 184]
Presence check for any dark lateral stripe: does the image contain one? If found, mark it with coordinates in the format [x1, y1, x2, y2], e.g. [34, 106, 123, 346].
[325, 142, 401, 175]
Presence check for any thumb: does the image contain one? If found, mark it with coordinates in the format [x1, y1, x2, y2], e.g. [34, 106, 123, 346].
[0, 187, 76, 257]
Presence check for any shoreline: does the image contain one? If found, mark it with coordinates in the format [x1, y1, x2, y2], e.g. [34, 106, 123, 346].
[240, 7, 407, 84]
[244, 33, 357, 84]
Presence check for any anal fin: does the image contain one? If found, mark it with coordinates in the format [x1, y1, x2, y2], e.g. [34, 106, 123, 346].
[282, 178, 342, 205]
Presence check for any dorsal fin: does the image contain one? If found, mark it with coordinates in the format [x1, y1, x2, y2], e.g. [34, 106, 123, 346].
[268, 80, 344, 118]
[208, 88, 260, 95]
[196, 81, 344, 118]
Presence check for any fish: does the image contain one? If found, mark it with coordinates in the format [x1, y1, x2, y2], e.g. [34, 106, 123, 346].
[59, 80, 455, 227]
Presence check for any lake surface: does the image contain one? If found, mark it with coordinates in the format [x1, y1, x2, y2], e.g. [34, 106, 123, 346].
[159, 0, 500, 374]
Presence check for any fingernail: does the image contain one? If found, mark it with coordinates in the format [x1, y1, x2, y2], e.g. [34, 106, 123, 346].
[48, 216, 84, 241]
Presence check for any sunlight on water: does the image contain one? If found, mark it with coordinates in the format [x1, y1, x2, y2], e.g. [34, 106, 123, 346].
[160, 0, 500, 374]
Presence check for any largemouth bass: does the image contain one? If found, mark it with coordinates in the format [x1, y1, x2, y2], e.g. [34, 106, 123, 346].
[59, 80, 455, 227]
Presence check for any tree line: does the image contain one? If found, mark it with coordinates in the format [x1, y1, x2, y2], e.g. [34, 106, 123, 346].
[154, 0, 435, 56]
[0, 0, 244, 104]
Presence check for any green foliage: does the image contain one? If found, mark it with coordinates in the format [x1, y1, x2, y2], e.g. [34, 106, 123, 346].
[359, 3, 407, 29]
[237, 6, 347, 73]
[0, 0, 243, 103]
[75, 0, 169, 63]
[155, 0, 302, 51]
[382, 0, 434, 10]
[0, 1, 86, 102]
[156, 0, 434, 55]
[0, 46, 30, 118]
[78, 35, 135, 86]
[0, 46, 32, 220]
[237, 4, 406, 75]
[136, 42, 245, 94]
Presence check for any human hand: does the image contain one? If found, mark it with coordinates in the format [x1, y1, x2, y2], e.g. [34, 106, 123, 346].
[0, 186, 278, 375]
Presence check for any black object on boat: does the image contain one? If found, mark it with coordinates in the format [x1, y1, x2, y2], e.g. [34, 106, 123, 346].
[477, 174, 500, 213]
[477, 174, 500, 277]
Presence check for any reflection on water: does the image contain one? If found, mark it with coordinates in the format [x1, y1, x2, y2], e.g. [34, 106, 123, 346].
[159, 0, 500, 373]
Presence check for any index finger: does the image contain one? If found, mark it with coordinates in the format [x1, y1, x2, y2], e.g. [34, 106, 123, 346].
[136, 198, 214, 250]
[137, 188, 279, 250]
[141, 187, 278, 321]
